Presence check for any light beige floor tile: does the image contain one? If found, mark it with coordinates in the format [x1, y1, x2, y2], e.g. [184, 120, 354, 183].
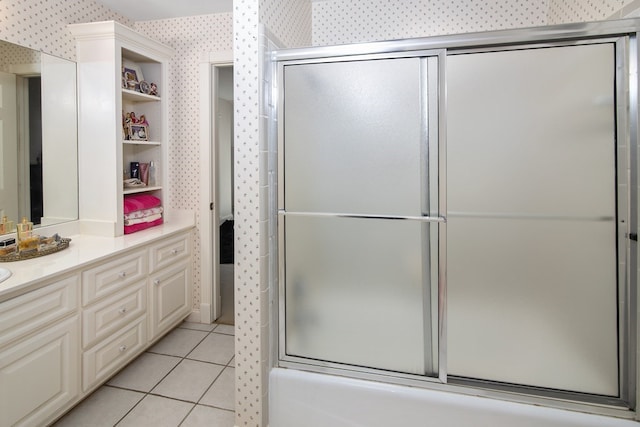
[151, 359, 224, 402]
[53, 386, 143, 426]
[229, 357, 235, 367]
[180, 405, 235, 427]
[179, 321, 216, 332]
[187, 332, 235, 365]
[148, 327, 208, 357]
[213, 324, 234, 335]
[107, 352, 181, 392]
[199, 367, 235, 410]
[116, 395, 193, 427]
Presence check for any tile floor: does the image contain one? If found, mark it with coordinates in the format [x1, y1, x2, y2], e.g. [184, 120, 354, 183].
[53, 322, 235, 427]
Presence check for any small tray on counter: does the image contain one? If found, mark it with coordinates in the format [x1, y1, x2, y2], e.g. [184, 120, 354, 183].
[0, 235, 71, 262]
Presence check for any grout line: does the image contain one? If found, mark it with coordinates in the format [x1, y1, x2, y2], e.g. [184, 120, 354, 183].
[111, 323, 234, 426]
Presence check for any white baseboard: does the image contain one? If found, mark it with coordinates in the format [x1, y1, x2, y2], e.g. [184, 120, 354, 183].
[199, 303, 212, 324]
[186, 309, 201, 323]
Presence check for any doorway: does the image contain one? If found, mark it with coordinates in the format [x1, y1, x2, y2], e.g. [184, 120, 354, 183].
[215, 65, 234, 325]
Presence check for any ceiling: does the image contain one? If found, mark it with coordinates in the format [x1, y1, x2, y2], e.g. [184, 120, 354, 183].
[94, 0, 234, 21]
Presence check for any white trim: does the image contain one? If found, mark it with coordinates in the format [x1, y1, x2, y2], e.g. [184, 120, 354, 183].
[186, 309, 202, 323]
[199, 52, 233, 325]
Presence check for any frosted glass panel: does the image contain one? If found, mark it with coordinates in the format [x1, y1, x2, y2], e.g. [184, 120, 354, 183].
[447, 44, 615, 217]
[285, 215, 436, 375]
[446, 44, 618, 395]
[283, 58, 423, 216]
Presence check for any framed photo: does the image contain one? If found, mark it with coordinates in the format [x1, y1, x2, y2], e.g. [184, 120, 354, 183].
[128, 123, 149, 141]
[123, 67, 138, 85]
[122, 59, 144, 90]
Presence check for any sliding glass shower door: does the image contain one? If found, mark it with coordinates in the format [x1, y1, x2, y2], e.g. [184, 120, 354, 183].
[279, 54, 441, 376]
[446, 43, 620, 396]
[275, 23, 635, 410]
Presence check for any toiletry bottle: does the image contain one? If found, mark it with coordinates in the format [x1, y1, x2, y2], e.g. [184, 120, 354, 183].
[149, 161, 156, 186]
[0, 216, 14, 234]
[130, 162, 140, 179]
[17, 217, 36, 252]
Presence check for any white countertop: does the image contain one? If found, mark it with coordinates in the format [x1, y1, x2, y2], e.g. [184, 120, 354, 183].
[0, 214, 195, 303]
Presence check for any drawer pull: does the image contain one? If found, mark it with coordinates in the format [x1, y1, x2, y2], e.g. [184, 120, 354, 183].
[153, 279, 160, 285]
[119, 345, 128, 352]
[171, 248, 179, 255]
[118, 271, 127, 278]
[118, 306, 128, 314]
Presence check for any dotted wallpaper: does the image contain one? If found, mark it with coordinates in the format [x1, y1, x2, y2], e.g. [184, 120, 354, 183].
[261, 0, 312, 48]
[134, 14, 233, 315]
[0, 0, 132, 61]
[311, 0, 549, 46]
[548, 0, 634, 24]
[0, 40, 39, 71]
[233, 1, 263, 425]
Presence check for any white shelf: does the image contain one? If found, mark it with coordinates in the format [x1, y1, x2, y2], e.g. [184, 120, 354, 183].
[71, 21, 173, 237]
[123, 186, 162, 195]
[123, 140, 161, 146]
[122, 89, 161, 102]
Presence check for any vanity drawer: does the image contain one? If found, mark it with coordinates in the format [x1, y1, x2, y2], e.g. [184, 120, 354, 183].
[82, 315, 147, 392]
[82, 251, 147, 306]
[149, 231, 191, 273]
[82, 280, 146, 349]
[0, 275, 78, 347]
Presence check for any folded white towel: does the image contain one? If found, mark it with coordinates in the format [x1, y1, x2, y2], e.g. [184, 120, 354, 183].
[124, 206, 164, 221]
[124, 213, 162, 226]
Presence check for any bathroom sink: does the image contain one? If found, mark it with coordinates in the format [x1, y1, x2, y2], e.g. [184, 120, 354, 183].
[0, 267, 11, 283]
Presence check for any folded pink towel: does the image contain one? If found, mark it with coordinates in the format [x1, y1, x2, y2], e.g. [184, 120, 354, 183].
[123, 194, 161, 214]
[124, 217, 164, 234]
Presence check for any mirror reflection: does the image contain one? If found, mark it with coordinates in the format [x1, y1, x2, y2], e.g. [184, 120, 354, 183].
[0, 40, 78, 228]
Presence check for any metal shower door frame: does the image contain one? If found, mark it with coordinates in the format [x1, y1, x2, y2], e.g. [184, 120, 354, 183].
[270, 18, 639, 419]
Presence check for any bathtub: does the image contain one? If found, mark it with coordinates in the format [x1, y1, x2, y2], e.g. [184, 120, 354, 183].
[269, 368, 638, 427]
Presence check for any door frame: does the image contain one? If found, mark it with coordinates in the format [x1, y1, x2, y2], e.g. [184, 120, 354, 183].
[199, 51, 233, 324]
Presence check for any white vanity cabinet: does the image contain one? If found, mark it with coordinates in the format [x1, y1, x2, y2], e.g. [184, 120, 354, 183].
[0, 224, 194, 426]
[0, 275, 80, 427]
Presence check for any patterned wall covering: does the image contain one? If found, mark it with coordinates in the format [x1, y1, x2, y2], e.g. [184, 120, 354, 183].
[0, 40, 39, 72]
[0, 0, 132, 61]
[261, 0, 312, 47]
[548, 0, 635, 24]
[311, 0, 549, 46]
[134, 14, 233, 314]
[233, 1, 263, 425]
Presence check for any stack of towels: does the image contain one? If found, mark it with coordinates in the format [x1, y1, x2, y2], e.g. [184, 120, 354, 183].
[123, 194, 164, 234]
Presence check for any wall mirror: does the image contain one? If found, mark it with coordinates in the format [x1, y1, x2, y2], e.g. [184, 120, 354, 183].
[0, 39, 78, 228]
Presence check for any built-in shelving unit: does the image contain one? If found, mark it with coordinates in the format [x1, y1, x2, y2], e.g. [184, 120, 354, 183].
[69, 21, 174, 236]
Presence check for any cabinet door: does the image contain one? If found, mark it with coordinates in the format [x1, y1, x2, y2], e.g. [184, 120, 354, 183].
[0, 316, 79, 427]
[149, 261, 192, 339]
[82, 251, 147, 306]
[82, 316, 147, 392]
[148, 231, 191, 274]
[0, 275, 78, 347]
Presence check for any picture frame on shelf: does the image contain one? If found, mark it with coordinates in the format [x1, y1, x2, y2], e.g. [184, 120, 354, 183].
[122, 59, 144, 90]
[128, 123, 149, 141]
[123, 67, 138, 90]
